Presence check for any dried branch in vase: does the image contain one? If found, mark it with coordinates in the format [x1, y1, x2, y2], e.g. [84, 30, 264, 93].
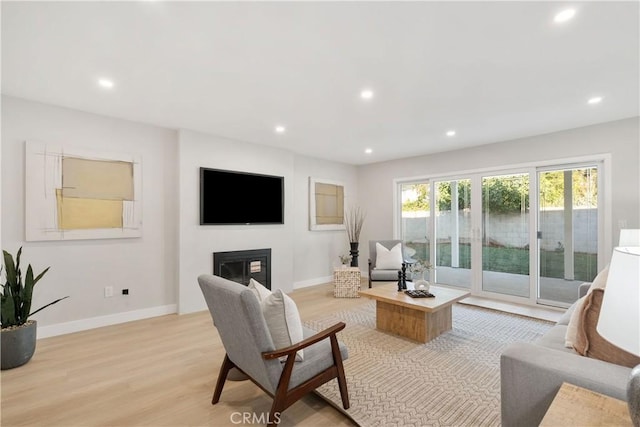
[344, 206, 366, 243]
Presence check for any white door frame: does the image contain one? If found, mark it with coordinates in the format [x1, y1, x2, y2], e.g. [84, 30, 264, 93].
[393, 153, 611, 308]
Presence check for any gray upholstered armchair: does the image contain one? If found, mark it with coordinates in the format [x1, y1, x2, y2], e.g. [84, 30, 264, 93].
[198, 274, 349, 426]
[368, 239, 415, 288]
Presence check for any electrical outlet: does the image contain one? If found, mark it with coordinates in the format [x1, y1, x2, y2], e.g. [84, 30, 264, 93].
[618, 219, 628, 229]
[122, 289, 129, 295]
[104, 286, 114, 298]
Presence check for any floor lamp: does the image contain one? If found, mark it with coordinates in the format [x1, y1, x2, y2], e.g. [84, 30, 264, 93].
[597, 246, 640, 426]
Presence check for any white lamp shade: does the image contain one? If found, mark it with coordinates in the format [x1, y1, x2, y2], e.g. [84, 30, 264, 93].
[619, 229, 640, 246]
[597, 247, 640, 356]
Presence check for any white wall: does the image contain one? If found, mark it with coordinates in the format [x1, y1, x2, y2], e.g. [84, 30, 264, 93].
[292, 155, 358, 288]
[1, 97, 359, 330]
[1, 96, 179, 334]
[4, 94, 636, 332]
[358, 117, 640, 260]
[176, 130, 358, 313]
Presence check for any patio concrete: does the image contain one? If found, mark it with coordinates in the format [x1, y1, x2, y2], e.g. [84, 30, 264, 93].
[432, 267, 584, 305]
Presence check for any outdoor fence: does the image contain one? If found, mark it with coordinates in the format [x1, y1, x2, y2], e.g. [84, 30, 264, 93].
[402, 208, 597, 253]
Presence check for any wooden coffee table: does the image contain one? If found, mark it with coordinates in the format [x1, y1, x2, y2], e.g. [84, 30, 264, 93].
[359, 283, 470, 343]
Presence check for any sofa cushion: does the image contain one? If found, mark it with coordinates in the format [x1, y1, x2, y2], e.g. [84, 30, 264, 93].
[564, 296, 587, 347]
[262, 289, 304, 361]
[536, 325, 577, 354]
[370, 269, 400, 281]
[375, 242, 403, 270]
[248, 278, 272, 302]
[557, 299, 577, 326]
[573, 288, 640, 368]
[287, 327, 348, 390]
[565, 265, 609, 347]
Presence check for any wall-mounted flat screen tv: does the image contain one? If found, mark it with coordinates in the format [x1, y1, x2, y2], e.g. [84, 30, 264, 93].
[200, 167, 284, 225]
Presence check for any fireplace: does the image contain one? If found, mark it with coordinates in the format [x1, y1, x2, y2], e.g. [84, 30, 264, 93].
[213, 248, 271, 289]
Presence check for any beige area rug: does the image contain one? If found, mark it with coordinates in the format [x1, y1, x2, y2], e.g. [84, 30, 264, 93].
[306, 301, 553, 427]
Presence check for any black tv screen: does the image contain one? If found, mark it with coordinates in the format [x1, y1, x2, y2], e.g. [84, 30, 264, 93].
[200, 167, 284, 225]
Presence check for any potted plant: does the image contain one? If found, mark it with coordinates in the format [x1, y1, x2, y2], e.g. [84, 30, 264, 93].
[344, 206, 366, 267]
[338, 253, 352, 268]
[1, 247, 68, 370]
[409, 259, 434, 290]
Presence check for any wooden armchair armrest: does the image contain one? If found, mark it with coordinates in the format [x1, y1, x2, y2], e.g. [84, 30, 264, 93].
[262, 322, 346, 360]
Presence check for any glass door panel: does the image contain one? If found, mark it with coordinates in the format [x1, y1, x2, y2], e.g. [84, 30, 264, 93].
[481, 173, 530, 297]
[400, 182, 431, 267]
[434, 179, 472, 288]
[538, 167, 598, 306]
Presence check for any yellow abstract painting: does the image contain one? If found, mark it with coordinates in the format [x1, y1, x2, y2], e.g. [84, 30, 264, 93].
[309, 178, 346, 231]
[56, 189, 123, 230]
[314, 182, 344, 225]
[56, 157, 133, 230]
[25, 141, 142, 241]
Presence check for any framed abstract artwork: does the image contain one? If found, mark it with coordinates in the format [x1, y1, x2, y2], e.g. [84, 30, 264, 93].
[309, 177, 345, 231]
[25, 141, 142, 241]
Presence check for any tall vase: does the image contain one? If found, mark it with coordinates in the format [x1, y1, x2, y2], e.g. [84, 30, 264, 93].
[349, 242, 359, 267]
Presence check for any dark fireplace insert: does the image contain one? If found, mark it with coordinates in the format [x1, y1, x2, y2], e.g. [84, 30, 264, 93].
[213, 248, 271, 290]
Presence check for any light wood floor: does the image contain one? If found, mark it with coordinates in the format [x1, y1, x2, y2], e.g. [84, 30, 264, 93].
[460, 296, 564, 322]
[1, 284, 364, 427]
[1, 281, 561, 426]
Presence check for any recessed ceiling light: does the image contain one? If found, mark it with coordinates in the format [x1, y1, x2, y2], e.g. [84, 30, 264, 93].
[554, 8, 576, 23]
[275, 125, 286, 134]
[587, 96, 603, 105]
[360, 89, 374, 100]
[446, 130, 456, 137]
[365, 148, 373, 154]
[98, 78, 114, 89]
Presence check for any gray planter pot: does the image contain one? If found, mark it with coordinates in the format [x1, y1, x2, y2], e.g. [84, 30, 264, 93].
[1, 320, 37, 370]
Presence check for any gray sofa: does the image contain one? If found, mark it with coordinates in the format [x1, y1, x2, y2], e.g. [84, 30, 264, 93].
[500, 284, 632, 427]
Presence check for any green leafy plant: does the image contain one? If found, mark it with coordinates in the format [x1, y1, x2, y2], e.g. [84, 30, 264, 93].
[1, 247, 68, 328]
[409, 259, 434, 274]
[338, 253, 352, 264]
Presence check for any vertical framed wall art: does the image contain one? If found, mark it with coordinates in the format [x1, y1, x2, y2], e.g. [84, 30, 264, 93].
[25, 141, 142, 241]
[309, 177, 345, 231]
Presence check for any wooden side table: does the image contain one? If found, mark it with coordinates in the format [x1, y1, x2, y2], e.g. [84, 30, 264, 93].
[540, 382, 632, 426]
[333, 267, 361, 298]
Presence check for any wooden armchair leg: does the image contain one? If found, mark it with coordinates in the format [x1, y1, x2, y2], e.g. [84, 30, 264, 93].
[212, 354, 235, 405]
[330, 335, 350, 409]
[267, 401, 285, 427]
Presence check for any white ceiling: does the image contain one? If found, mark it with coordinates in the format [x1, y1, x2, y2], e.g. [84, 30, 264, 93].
[2, 1, 638, 165]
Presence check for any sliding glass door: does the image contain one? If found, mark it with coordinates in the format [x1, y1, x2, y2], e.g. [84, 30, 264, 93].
[397, 160, 603, 308]
[481, 173, 530, 298]
[434, 179, 472, 288]
[399, 182, 431, 267]
[538, 166, 599, 306]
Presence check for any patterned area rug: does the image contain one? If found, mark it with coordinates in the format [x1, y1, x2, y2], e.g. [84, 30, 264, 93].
[306, 301, 552, 427]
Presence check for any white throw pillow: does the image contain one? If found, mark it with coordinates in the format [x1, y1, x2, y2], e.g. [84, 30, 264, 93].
[262, 289, 304, 361]
[375, 242, 403, 270]
[564, 264, 609, 348]
[564, 295, 587, 348]
[248, 278, 272, 302]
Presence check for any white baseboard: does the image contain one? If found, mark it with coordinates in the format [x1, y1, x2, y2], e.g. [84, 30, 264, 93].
[293, 269, 368, 290]
[37, 304, 177, 339]
[293, 275, 332, 289]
